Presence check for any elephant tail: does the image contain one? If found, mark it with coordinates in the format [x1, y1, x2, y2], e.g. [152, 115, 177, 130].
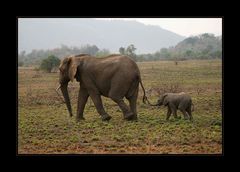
[191, 102, 195, 112]
[139, 79, 150, 104]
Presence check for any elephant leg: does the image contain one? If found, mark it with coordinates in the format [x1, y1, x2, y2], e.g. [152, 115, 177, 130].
[180, 109, 189, 120]
[187, 106, 193, 121]
[108, 77, 134, 120]
[126, 87, 138, 120]
[172, 108, 178, 120]
[109, 93, 133, 120]
[89, 93, 111, 121]
[76, 87, 89, 121]
[173, 109, 181, 119]
[166, 106, 172, 121]
[112, 97, 134, 120]
[168, 103, 178, 120]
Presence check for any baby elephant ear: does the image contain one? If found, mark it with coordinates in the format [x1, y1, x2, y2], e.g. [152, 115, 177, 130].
[68, 57, 78, 82]
[163, 94, 169, 106]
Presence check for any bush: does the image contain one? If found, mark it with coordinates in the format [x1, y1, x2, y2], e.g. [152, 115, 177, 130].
[18, 60, 24, 67]
[40, 55, 60, 73]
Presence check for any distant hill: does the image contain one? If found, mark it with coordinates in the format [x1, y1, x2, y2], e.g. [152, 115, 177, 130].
[168, 33, 222, 59]
[137, 33, 222, 61]
[18, 19, 185, 54]
[172, 33, 221, 54]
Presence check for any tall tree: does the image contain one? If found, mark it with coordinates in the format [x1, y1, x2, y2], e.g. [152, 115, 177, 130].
[119, 47, 125, 55]
[126, 44, 137, 61]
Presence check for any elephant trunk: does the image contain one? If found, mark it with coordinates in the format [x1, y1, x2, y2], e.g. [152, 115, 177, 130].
[143, 98, 160, 106]
[59, 83, 73, 117]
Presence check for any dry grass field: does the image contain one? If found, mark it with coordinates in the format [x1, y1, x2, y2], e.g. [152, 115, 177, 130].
[18, 60, 222, 154]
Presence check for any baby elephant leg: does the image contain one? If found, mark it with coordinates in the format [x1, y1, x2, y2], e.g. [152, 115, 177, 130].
[168, 104, 179, 120]
[166, 106, 172, 120]
[187, 106, 193, 121]
[171, 107, 180, 119]
[173, 109, 181, 119]
[180, 109, 189, 120]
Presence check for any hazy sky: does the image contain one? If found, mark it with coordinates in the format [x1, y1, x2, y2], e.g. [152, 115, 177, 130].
[96, 18, 222, 37]
[18, 18, 222, 53]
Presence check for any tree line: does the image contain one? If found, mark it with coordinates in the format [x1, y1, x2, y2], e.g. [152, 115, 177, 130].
[18, 33, 222, 68]
[18, 44, 110, 66]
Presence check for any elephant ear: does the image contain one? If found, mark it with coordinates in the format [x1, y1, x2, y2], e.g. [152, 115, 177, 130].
[68, 56, 81, 82]
[162, 94, 169, 106]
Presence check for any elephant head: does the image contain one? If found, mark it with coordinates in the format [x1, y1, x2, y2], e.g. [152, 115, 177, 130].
[151, 93, 168, 106]
[56, 55, 82, 117]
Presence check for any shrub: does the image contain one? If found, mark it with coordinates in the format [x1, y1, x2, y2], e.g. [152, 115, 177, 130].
[40, 55, 60, 73]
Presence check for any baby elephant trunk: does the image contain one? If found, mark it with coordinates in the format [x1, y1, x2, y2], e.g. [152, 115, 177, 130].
[149, 102, 160, 106]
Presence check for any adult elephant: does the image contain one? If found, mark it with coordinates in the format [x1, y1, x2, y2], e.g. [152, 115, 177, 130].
[56, 54, 148, 122]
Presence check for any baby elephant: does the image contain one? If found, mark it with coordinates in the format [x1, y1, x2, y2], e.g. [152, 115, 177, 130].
[152, 92, 194, 121]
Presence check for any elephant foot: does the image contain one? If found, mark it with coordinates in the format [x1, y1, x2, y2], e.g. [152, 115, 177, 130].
[102, 114, 112, 121]
[124, 112, 135, 121]
[174, 116, 181, 119]
[128, 115, 138, 121]
[132, 115, 138, 121]
[184, 117, 189, 120]
[76, 117, 85, 122]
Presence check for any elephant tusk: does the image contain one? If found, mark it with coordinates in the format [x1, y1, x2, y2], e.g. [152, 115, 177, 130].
[55, 85, 65, 103]
[56, 85, 61, 91]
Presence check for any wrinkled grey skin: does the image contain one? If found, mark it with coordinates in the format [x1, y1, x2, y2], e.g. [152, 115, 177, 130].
[57, 54, 148, 122]
[151, 92, 194, 121]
